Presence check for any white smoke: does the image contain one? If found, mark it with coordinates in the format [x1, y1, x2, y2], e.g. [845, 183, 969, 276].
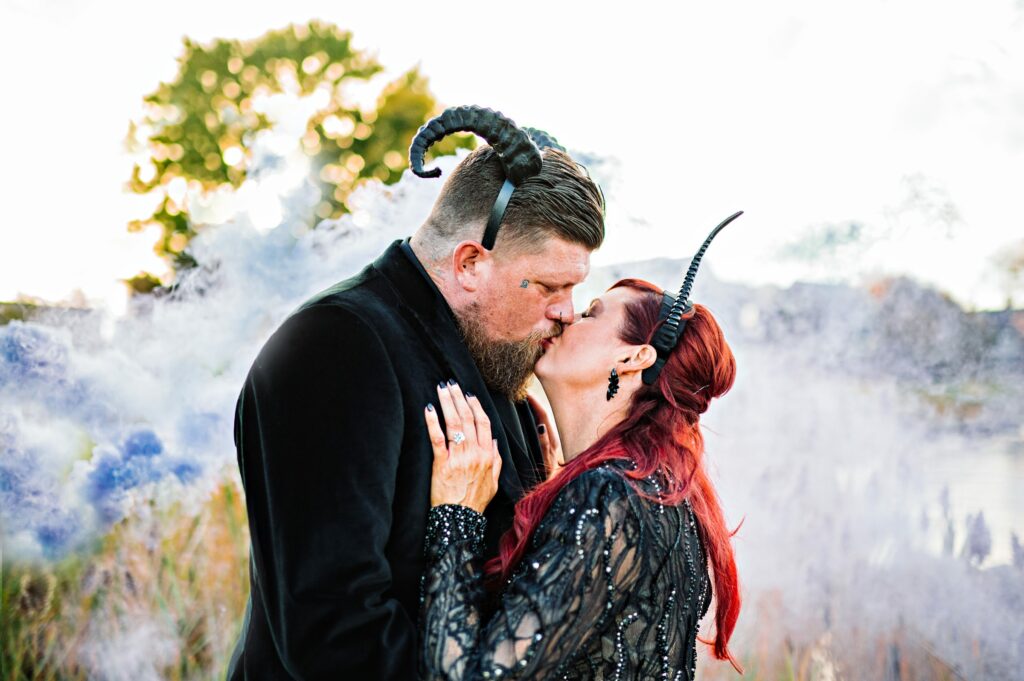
[579, 253, 1024, 679]
[79, 614, 181, 681]
[2, 142, 1022, 678]
[0, 150, 458, 561]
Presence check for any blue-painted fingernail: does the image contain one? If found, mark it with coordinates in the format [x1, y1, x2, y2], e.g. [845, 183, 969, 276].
[426, 403, 434, 412]
[438, 380, 447, 389]
[538, 424, 546, 434]
[465, 390, 474, 398]
[448, 378, 457, 386]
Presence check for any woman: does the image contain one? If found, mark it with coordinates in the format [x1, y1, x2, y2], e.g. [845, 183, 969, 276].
[420, 217, 743, 680]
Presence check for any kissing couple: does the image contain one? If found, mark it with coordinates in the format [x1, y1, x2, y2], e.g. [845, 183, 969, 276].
[227, 105, 743, 680]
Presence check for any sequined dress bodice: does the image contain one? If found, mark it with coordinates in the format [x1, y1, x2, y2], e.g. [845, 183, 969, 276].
[419, 462, 711, 680]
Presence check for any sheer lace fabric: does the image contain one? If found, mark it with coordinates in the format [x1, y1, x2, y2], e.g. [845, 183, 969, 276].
[420, 462, 711, 680]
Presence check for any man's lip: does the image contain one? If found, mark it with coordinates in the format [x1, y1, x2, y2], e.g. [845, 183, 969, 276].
[541, 338, 555, 351]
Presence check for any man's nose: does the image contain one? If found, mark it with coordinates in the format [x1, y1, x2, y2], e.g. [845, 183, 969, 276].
[549, 299, 575, 326]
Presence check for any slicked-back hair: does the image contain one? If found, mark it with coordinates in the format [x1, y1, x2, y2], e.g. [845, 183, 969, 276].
[420, 146, 605, 262]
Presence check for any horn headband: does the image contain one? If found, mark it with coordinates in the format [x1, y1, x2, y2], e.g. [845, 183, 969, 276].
[409, 105, 565, 250]
[642, 211, 744, 386]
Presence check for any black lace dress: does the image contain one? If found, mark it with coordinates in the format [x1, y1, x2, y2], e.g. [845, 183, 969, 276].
[419, 462, 712, 680]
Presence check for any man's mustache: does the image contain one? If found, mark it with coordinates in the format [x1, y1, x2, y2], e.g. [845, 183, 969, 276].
[540, 324, 563, 341]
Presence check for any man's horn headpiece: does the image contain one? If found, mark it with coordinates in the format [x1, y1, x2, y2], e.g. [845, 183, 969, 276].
[641, 211, 744, 386]
[409, 105, 566, 250]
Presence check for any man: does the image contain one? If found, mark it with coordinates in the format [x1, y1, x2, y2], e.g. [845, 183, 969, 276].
[227, 107, 605, 679]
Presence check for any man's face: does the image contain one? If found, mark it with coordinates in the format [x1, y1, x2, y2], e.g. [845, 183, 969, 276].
[457, 235, 592, 400]
[475, 235, 591, 343]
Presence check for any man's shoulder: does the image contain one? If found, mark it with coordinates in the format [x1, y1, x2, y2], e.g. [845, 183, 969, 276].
[247, 281, 400, 385]
[249, 264, 393, 359]
[296, 262, 388, 317]
[286, 260, 408, 333]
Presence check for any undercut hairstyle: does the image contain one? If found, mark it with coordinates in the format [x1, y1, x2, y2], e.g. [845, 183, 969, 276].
[418, 146, 605, 262]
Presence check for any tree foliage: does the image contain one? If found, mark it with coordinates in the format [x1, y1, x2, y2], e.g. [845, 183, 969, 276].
[126, 21, 473, 275]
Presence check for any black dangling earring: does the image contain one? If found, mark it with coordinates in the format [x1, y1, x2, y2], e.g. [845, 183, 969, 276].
[606, 368, 620, 401]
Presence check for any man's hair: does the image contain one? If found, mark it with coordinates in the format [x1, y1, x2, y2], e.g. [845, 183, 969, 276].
[418, 146, 605, 262]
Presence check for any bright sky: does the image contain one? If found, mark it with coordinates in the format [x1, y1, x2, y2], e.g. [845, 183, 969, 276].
[1, 0, 1022, 310]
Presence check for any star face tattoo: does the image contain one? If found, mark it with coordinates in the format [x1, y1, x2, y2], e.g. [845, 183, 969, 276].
[520, 279, 529, 288]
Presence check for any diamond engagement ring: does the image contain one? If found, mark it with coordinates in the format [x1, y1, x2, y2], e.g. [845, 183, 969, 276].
[450, 431, 466, 445]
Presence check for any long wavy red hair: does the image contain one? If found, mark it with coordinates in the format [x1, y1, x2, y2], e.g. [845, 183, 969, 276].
[483, 278, 743, 671]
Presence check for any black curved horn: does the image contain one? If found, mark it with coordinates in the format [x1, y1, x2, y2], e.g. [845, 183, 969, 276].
[642, 210, 743, 386]
[666, 211, 744, 322]
[522, 127, 565, 153]
[409, 105, 542, 184]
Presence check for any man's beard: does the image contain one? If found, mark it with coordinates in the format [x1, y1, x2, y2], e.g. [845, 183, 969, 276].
[457, 303, 558, 402]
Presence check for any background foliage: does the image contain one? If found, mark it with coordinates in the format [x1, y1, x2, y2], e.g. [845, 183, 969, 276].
[125, 20, 473, 279]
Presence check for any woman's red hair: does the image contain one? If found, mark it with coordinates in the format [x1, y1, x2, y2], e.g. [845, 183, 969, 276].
[483, 278, 743, 672]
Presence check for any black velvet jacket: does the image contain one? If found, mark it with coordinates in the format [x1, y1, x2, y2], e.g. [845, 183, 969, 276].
[226, 239, 545, 680]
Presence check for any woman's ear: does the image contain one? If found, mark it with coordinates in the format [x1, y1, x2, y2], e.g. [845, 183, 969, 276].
[618, 344, 658, 375]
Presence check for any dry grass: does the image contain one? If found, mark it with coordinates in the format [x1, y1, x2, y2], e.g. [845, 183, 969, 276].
[696, 591, 972, 681]
[2, 476, 977, 681]
[2, 475, 249, 681]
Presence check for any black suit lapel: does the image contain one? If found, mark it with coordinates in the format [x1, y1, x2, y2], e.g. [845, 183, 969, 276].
[372, 240, 530, 500]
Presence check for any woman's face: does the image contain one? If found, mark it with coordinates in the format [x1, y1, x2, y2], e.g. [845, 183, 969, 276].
[535, 286, 643, 391]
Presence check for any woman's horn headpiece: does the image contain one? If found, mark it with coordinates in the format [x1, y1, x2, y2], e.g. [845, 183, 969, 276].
[641, 211, 744, 386]
[409, 105, 566, 250]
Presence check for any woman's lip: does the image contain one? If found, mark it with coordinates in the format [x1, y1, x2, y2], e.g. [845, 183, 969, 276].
[541, 338, 554, 351]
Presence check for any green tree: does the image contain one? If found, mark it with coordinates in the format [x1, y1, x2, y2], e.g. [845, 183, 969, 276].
[126, 20, 472, 279]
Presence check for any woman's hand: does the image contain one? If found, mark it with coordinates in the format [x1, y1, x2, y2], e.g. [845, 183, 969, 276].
[425, 380, 501, 513]
[526, 393, 563, 481]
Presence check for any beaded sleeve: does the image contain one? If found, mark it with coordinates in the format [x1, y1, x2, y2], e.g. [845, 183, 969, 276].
[419, 469, 644, 680]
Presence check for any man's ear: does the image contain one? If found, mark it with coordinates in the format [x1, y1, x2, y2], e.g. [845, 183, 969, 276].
[452, 240, 490, 292]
